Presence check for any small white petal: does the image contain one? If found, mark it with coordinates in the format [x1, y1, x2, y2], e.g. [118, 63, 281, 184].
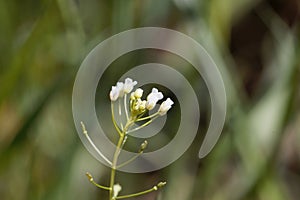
[158, 98, 174, 115]
[146, 99, 156, 110]
[147, 88, 163, 101]
[109, 86, 119, 101]
[116, 82, 124, 97]
[123, 78, 137, 93]
[146, 88, 163, 110]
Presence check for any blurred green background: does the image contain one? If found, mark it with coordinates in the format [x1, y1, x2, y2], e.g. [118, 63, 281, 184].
[0, 0, 299, 199]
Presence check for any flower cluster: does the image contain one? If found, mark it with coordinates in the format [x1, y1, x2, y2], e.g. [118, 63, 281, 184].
[109, 78, 174, 120]
[110, 78, 137, 101]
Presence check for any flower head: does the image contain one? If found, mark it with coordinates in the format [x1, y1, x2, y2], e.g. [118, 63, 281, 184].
[109, 78, 137, 101]
[110, 78, 174, 119]
[146, 88, 163, 110]
[158, 98, 174, 116]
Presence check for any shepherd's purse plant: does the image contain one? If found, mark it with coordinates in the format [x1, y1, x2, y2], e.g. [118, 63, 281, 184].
[80, 78, 174, 199]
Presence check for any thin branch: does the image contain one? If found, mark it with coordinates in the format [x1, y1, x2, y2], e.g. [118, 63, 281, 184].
[116, 140, 148, 169]
[119, 136, 128, 151]
[116, 151, 143, 169]
[80, 122, 112, 165]
[118, 99, 124, 129]
[118, 98, 122, 116]
[124, 94, 129, 120]
[115, 182, 166, 199]
[127, 116, 158, 133]
[136, 112, 159, 121]
[85, 172, 111, 191]
[111, 102, 123, 136]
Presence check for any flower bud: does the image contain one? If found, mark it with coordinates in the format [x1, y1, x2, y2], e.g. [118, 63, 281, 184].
[139, 140, 148, 152]
[134, 88, 143, 98]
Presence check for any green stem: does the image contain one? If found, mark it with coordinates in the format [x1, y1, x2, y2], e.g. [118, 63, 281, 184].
[127, 116, 158, 133]
[116, 151, 143, 169]
[124, 94, 129, 120]
[118, 99, 124, 129]
[115, 185, 160, 199]
[109, 134, 124, 199]
[136, 112, 158, 121]
[109, 120, 133, 200]
[86, 172, 111, 190]
[111, 102, 123, 136]
[81, 122, 112, 165]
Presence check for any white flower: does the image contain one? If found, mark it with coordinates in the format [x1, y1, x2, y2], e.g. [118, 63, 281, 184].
[113, 183, 122, 198]
[116, 82, 124, 98]
[146, 88, 163, 110]
[158, 98, 174, 115]
[110, 86, 119, 101]
[123, 78, 137, 94]
[134, 88, 143, 98]
[109, 82, 124, 101]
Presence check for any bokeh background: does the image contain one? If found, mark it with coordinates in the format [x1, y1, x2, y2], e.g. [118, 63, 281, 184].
[0, 0, 299, 199]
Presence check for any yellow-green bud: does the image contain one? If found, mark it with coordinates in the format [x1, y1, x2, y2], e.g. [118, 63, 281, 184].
[139, 140, 148, 152]
[134, 88, 143, 98]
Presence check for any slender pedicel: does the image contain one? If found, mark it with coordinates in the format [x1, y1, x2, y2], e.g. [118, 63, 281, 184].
[127, 116, 159, 133]
[115, 182, 167, 199]
[136, 112, 159, 121]
[111, 102, 123, 136]
[86, 172, 111, 190]
[116, 140, 148, 169]
[81, 122, 112, 165]
[124, 94, 129, 120]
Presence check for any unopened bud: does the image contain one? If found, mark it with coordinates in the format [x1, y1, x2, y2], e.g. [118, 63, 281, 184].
[139, 140, 148, 152]
[134, 88, 143, 98]
[86, 172, 93, 182]
[157, 181, 167, 188]
[81, 121, 88, 135]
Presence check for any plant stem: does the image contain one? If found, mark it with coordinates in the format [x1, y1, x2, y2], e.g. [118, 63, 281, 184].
[109, 120, 132, 200]
[111, 103, 122, 136]
[86, 174, 111, 190]
[109, 133, 124, 199]
[81, 122, 112, 165]
[136, 112, 159, 121]
[124, 94, 129, 120]
[116, 151, 143, 169]
[127, 116, 158, 133]
[115, 186, 159, 199]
